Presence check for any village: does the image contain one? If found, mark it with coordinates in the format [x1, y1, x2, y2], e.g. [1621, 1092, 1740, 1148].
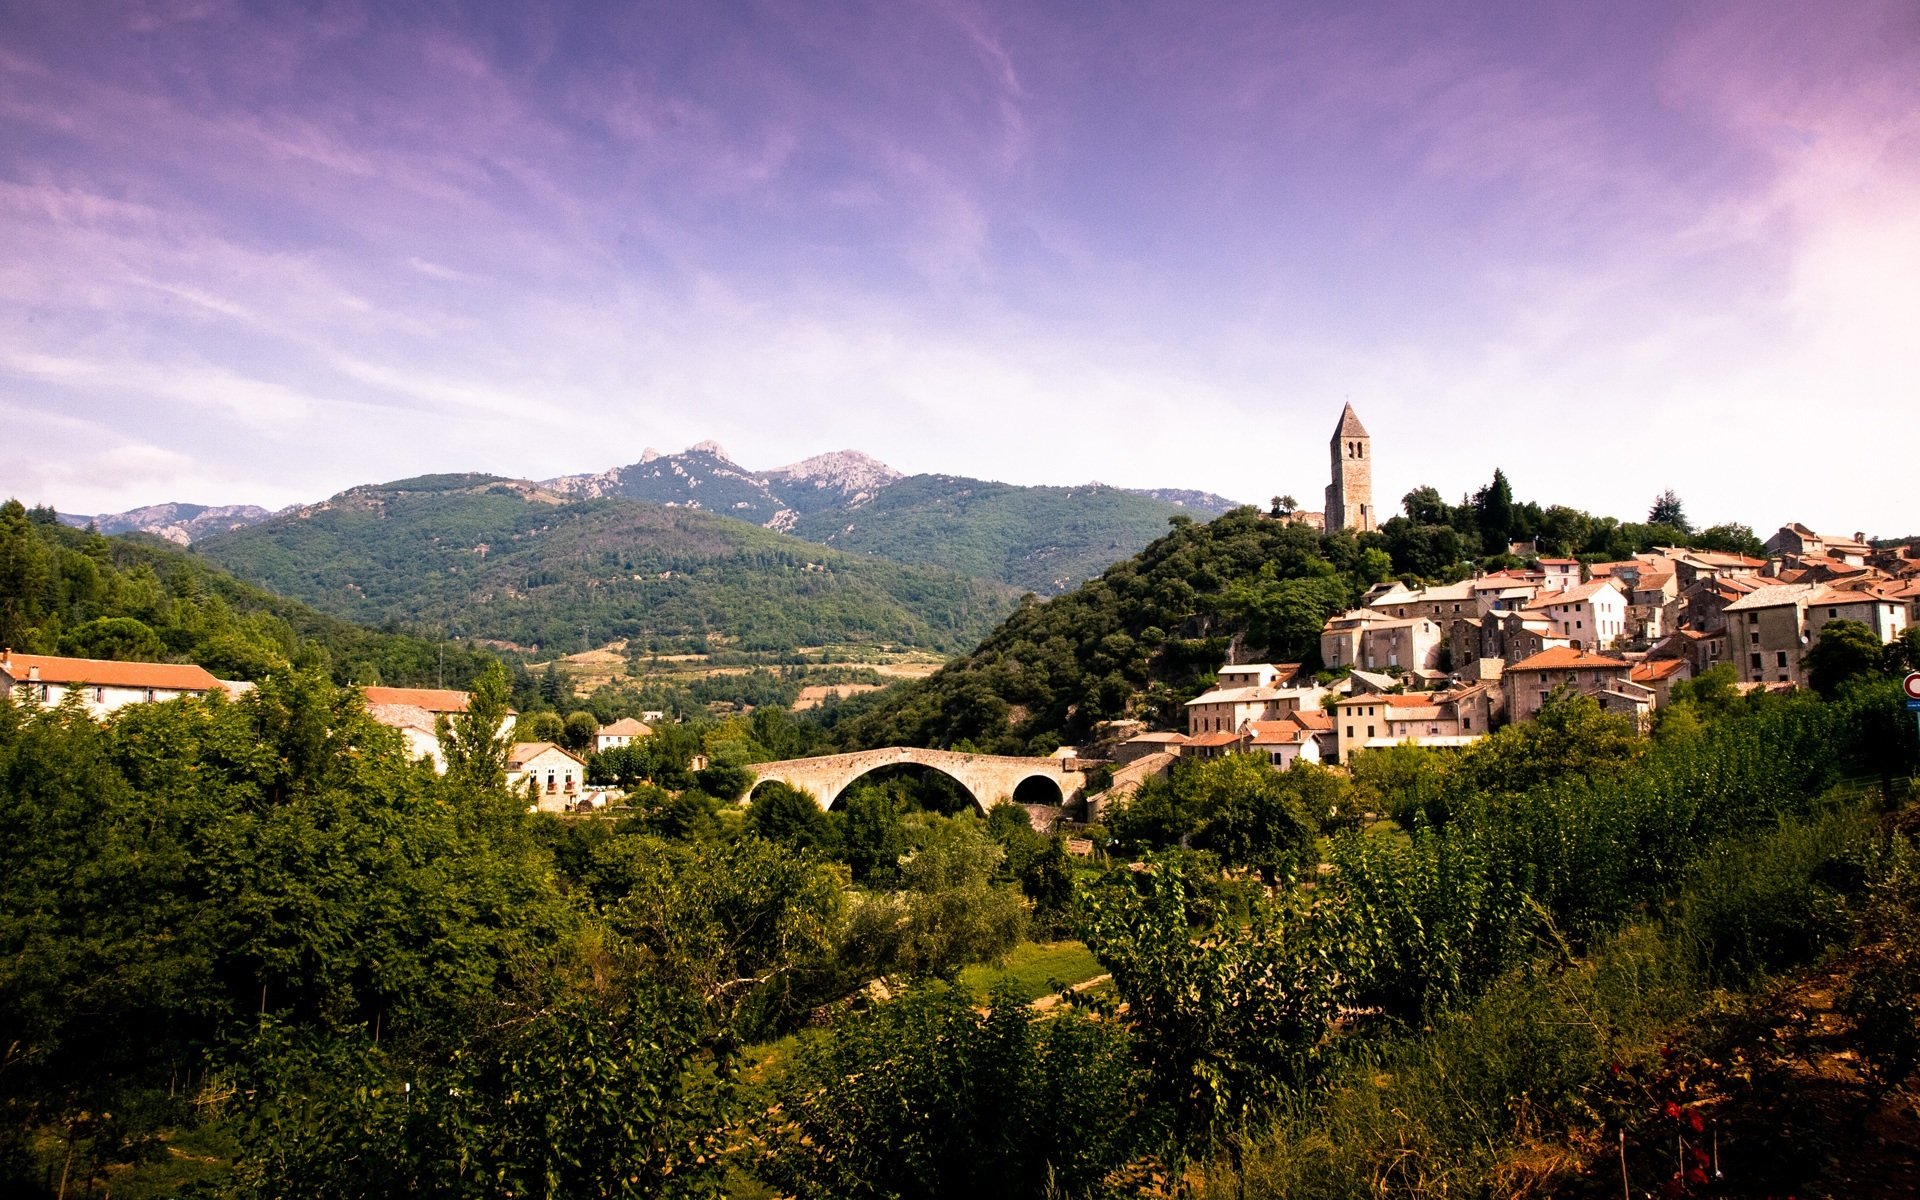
[1102, 404, 1919, 787]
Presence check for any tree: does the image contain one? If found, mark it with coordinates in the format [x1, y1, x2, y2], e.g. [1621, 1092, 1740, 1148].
[1805, 619, 1885, 697]
[746, 781, 835, 850]
[562, 709, 599, 751]
[1181, 754, 1320, 885]
[1648, 489, 1691, 535]
[1471, 469, 1516, 547]
[438, 659, 513, 790]
[1694, 521, 1763, 557]
[1401, 485, 1451, 527]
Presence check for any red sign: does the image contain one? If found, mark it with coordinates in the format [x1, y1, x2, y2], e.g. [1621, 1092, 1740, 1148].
[1906, 672, 1920, 701]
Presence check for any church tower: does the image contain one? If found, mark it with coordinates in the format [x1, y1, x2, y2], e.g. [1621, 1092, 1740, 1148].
[1324, 403, 1375, 533]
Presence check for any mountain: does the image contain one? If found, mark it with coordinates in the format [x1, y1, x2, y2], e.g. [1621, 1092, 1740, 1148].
[58, 502, 277, 544]
[788, 474, 1226, 596]
[1124, 487, 1244, 515]
[195, 474, 1021, 655]
[542, 443, 899, 530]
[547, 443, 1231, 594]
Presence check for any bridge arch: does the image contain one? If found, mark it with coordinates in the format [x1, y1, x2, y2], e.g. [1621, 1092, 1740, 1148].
[746, 748, 1087, 816]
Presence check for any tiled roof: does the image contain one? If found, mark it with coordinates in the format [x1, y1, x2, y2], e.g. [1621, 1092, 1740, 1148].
[1506, 647, 1633, 673]
[1245, 721, 1310, 744]
[1631, 659, 1689, 683]
[1333, 401, 1368, 438]
[1524, 578, 1620, 607]
[1722, 584, 1818, 613]
[507, 741, 584, 768]
[0, 652, 220, 691]
[1184, 730, 1246, 748]
[599, 717, 652, 736]
[362, 686, 473, 712]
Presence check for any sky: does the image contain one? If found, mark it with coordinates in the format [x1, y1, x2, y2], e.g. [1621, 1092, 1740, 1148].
[3, 0, 1917, 536]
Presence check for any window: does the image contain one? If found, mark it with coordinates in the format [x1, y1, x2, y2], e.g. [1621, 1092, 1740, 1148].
[1747, 612, 1758, 625]
[1750, 653, 1762, 670]
[1750, 632, 1759, 645]
[1366, 725, 1375, 738]
[1346, 726, 1354, 738]
[1463, 717, 1472, 730]
[1776, 651, 1788, 668]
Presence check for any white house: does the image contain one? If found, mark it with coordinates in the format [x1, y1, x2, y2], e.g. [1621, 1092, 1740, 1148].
[362, 685, 516, 773]
[506, 742, 588, 811]
[1524, 579, 1629, 650]
[0, 651, 225, 718]
[593, 716, 653, 753]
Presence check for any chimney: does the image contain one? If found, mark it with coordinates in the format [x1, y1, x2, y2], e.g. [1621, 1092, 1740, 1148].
[27, 665, 40, 682]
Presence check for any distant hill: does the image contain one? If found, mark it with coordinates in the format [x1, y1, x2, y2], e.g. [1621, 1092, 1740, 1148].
[788, 474, 1223, 596]
[58, 501, 277, 544]
[2, 500, 497, 688]
[547, 443, 1232, 594]
[195, 474, 1021, 655]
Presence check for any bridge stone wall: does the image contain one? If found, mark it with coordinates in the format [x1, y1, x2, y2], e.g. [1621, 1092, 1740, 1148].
[747, 747, 1087, 813]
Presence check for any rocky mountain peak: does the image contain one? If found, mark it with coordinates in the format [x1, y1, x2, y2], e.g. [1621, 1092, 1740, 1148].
[767, 450, 903, 500]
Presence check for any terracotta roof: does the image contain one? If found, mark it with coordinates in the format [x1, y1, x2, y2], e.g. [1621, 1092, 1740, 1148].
[1631, 659, 1689, 683]
[506, 741, 585, 768]
[0, 652, 219, 691]
[1126, 730, 1190, 744]
[1290, 709, 1333, 730]
[1506, 647, 1634, 673]
[1184, 730, 1247, 748]
[1539, 558, 1581, 567]
[598, 717, 652, 736]
[1634, 572, 1674, 590]
[1332, 401, 1369, 439]
[1245, 721, 1310, 744]
[1524, 578, 1620, 608]
[362, 686, 473, 712]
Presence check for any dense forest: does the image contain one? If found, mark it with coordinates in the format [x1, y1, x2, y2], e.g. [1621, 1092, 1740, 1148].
[195, 475, 1020, 656]
[823, 475, 1772, 754]
[0, 500, 494, 688]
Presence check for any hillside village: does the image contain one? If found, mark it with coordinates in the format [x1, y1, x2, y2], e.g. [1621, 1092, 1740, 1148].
[1109, 405, 1919, 778]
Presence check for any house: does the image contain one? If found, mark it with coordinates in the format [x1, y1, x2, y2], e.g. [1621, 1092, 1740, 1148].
[1214, 662, 1306, 689]
[1764, 524, 1872, 566]
[1805, 583, 1909, 645]
[1116, 730, 1190, 765]
[1320, 608, 1393, 669]
[1648, 628, 1726, 677]
[1352, 617, 1446, 673]
[1723, 584, 1820, 686]
[1183, 665, 1322, 736]
[1245, 716, 1324, 769]
[1629, 657, 1692, 707]
[362, 685, 516, 772]
[1330, 684, 1493, 764]
[593, 716, 653, 753]
[1501, 647, 1635, 724]
[506, 742, 587, 811]
[1477, 610, 1571, 665]
[0, 651, 225, 718]
[1523, 579, 1629, 650]
[1624, 571, 1677, 643]
[1538, 558, 1582, 591]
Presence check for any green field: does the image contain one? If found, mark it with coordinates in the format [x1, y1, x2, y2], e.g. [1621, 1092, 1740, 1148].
[960, 940, 1106, 1002]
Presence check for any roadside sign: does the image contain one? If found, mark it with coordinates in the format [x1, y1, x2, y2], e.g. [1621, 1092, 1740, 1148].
[1906, 672, 1920, 701]
[1908, 699, 1920, 712]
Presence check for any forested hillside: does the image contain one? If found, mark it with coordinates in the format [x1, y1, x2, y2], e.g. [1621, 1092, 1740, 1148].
[789, 474, 1217, 595]
[196, 475, 1021, 655]
[0, 499, 493, 687]
[825, 473, 1774, 755]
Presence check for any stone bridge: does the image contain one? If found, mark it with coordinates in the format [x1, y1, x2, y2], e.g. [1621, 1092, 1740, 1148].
[747, 747, 1088, 813]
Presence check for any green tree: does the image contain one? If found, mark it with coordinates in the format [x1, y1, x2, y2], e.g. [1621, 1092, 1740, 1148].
[562, 709, 599, 751]
[1472, 469, 1516, 547]
[1648, 488, 1690, 534]
[58, 616, 166, 661]
[746, 781, 835, 850]
[1806, 618, 1885, 697]
[438, 659, 514, 791]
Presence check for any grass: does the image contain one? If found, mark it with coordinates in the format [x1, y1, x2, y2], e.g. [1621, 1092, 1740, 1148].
[960, 940, 1106, 1002]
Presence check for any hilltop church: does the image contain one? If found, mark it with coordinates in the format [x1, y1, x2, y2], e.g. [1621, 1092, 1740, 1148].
[1283, 403, 1376, 533]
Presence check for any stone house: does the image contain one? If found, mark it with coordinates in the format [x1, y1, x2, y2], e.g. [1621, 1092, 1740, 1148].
[0, 651, 225, 718]
[1629, 657, 1692, 707]
[1330, 683, 1494, 764]
[1723, 584, 1820, 686]
[1501, 647, 1635, 725]
[507, 742, 587, 810]
[1764, 524, 1872, 566]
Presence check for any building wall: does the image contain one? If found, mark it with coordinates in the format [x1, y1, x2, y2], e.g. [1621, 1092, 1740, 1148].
[1732, 603, 1806, 685]
[1325, 429, 1374, 532]
[4, 679, 204, 718]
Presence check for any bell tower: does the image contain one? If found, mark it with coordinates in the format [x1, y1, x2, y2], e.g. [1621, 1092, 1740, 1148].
[1324, 402, 1374, 533]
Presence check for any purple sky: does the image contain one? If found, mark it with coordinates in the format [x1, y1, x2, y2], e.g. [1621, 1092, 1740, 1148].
[4, 1, 1917, 535]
